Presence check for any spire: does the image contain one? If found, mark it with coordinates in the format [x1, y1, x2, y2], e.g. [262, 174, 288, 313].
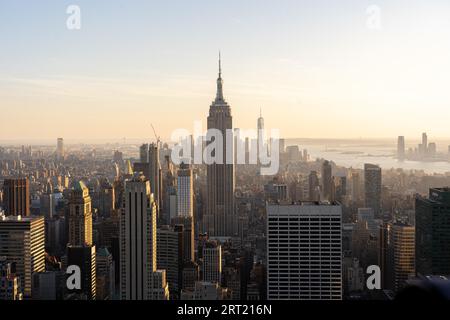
[219, 51, 222, 79]
[215, 51, 224, 102]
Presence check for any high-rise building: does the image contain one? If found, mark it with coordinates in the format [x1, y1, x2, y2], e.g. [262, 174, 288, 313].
[202, 241, 222, 284]
[3, 178, 30, 216]
[120, 173, 167, 300]
[390, 222, 415, 292]
[98, 180, 115, 218]
[172, 216, 195, 263]
[267, 202, 342, 300]
[206, 55, 236, 237]
[177, 163, 193, 218]
[96, 247, 115, 300]
[416, 188, 450, 276]
[308, 171, 320, 201]
[140, 143, 149, 163]
[321, 160, 333, 201]
[257, 108, 265, 163]
[148, 143, 162, 212]
[32, 271, 65, 300]
[0, 214, 45, 298]
[157, 225, 180, 297]
[182, 261, 200, 291]
[421, 132, 428, 155]
[364, 164, 382, 218]
[120, 174, 156, 299]
[397, 136, 405, 160]
[67, 245, 97, 300]
[351, 171, 361, 202]
[68, 181, 93, 246]
[56, 138, 64, 160]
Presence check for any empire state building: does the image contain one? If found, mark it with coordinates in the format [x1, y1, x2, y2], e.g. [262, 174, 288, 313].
[206, 55, 236, 237]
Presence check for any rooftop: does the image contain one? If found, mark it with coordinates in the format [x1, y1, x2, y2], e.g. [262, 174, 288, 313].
[267, 200, 341, 206]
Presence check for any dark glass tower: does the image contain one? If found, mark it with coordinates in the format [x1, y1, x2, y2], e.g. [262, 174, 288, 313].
[415, 188, 450, 276]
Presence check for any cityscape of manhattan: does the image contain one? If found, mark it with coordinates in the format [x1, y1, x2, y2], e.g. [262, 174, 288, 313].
[2, 1, 450, 313]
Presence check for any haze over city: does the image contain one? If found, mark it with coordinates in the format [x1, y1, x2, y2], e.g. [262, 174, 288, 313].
[4, 1, 450, 312]
[1, 0, 450, 141]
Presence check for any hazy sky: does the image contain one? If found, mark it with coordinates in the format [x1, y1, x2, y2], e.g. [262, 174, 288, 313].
[1, 0, 450, 141]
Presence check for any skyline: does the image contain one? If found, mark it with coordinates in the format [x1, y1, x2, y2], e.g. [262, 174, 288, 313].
[2, 0, 450, 140]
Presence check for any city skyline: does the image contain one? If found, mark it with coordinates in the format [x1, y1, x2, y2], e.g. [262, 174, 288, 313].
[2, 1, 450, 140]
[2, 1, 450, 306]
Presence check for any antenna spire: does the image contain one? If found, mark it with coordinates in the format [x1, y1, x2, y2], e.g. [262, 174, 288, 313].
[215, 52, 224, 102]
[219, 51, 222, 78]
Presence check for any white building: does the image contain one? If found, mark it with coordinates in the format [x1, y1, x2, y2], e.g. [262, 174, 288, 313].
[177, 163, 193, 217]
[120, 173, 163, 300]
[267, 201, 343, 300]
[202, 241, 222, 284]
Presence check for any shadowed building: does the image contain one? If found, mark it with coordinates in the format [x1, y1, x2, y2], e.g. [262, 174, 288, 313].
[205, 55, 236, 237]
[3, 178, 30, 216]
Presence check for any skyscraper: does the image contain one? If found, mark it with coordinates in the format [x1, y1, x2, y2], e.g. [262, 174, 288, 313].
[68, 181, 93, 246]
[206, 55, 236, 237]
[67, 245, 97, 300]
[390, 222, 415, 292]
[172, 216, 195, 263]
[3, 178, 30, 216]
[177, 162, 193, 218]
[202, 241, 222, 284]
[267, 202, 342, 300]
[397, 136, 405, 160]
[140, 143, 149, 163]
[321, 160, 333, 201]
[98, 179, 115, 218]
[257, 108, 265, 163]
[56, 138, 64, 160]
[416, 188, 450, 276]
[308, 171, 320, 201]
[157, 225, 180, 297]
[351, 171, 361, 202]
[148, 143, 162, 213]
[421, 132, 428, 156]
[364, 164, 382, 218]
[120, 173, 168, 300]
[96, 247, 115, 300]
[0, 214, 45, 298]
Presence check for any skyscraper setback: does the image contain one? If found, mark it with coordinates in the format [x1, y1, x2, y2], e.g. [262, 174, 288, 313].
[205, 56, 236, 237]
[120, 174, 157, 300]
[120, 173, 168, 300]
[68, 181, 93, 246]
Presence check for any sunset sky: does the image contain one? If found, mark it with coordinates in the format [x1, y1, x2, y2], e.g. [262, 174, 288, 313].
[1, 0, 450, 142]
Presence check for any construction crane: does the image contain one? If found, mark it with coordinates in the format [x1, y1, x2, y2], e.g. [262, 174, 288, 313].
[151, 124, 161, 145]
